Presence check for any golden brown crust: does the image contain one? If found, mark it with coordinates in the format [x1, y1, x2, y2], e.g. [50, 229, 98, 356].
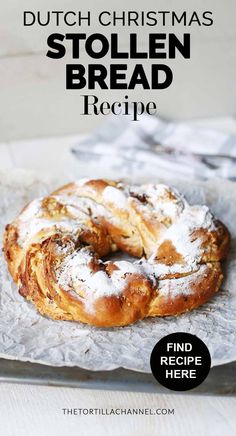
[148, 263, 223, 317]
[3, 179, 230, 327]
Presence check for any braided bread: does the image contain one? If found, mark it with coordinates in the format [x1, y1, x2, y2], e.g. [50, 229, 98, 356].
[3, 179, 230, 327]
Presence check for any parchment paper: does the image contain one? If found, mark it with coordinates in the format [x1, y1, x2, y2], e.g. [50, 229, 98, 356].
[0, 169, 235, 372]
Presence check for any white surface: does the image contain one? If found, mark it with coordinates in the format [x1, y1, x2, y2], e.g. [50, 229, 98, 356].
[0, 118, 235, 435]
[0, 383, 235, 436]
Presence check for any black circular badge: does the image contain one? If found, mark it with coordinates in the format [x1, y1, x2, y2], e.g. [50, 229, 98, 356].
[150, 332, 211, 391]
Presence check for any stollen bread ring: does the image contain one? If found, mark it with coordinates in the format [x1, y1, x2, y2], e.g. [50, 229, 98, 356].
[3, 179, 230, 327]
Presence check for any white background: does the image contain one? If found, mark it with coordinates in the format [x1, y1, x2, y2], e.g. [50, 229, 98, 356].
[0, 0, 236, 141]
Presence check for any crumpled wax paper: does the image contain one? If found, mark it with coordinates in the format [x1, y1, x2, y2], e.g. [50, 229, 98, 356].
[0, 169, 235, 372]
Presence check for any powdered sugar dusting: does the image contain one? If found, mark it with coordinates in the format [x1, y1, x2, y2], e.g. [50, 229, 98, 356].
[130, 183, 186, 219]
[18, 218, 80, 247]
[57, 249, 94, 290]
[19, 198, 42, 222]
[56, 249, 144, 313]
[158, 264, 209, 298]
[17, 197, 83, 247]
[142, 258, 198, 279]
[103, 186, 128, 210]
[147, 203, 216, 271]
